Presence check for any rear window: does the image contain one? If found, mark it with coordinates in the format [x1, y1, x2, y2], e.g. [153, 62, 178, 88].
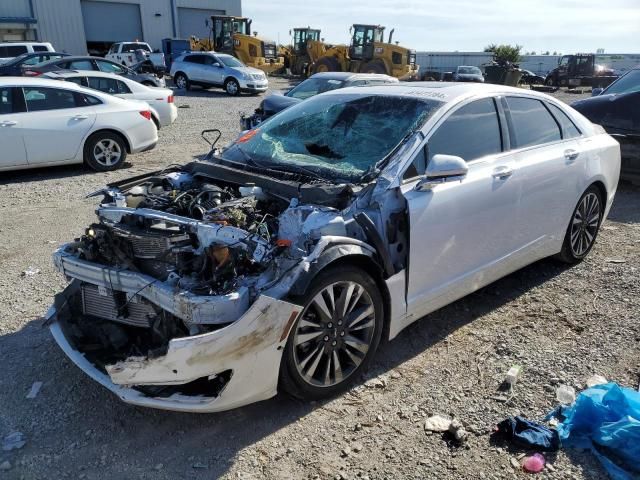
[122, 43, 151, 53]
[68, 60, 95, 71]
[506, 97, 561, 148]
[0, 45, 28, 57]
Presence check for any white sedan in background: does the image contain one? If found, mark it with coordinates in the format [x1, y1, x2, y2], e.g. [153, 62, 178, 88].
[44, 70, 177, 128]
[0, 78, 157, 172]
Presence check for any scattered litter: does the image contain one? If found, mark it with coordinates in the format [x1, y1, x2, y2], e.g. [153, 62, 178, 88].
[509, 457, 520, 470]
[364, 376, 388, 389]
[586, 375, 608, 388]
[178, 104, 190, 109]
[341, 446, 351, 457]
[495, 417, 560, 451]
[448, 418, 468, 443]
[192, 463, 208, 469]
[505, 365, 523, 388]
[424, 414, 452, 432]
[26, 381, 43, 399]
[2, 432, 26, 451]
[550, 383, 640, 480]
[21, 266, 40, 277]
[556, 385, 576, 405]
[606, 258, 627, 264]
[522, 453, 546, 473]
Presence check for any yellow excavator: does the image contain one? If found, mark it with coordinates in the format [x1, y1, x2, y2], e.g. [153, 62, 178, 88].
[190, 15, 284, 74]
[308, 24, 419, 80]
[280, 27, 322, 76]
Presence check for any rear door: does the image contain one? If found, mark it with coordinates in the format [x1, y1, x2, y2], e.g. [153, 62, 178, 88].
[504, 96, 582, 250]
[0, 86, 27, 168]
[402, 97, 521, 314]
[20, 86, 97, 163]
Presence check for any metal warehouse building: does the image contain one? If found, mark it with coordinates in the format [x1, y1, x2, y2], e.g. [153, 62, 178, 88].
[0, 0, 241, 55]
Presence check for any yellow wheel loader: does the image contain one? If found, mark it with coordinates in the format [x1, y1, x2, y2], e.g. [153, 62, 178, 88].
[190, 15, 284, 75]
[280, 27, 321, 76]
[309, 24, 419, 80]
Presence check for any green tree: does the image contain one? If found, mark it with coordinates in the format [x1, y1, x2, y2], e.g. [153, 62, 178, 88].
[484, 44, 523, 64]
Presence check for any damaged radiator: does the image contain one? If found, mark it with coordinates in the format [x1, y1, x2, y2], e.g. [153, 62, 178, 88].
[80, 283, 156, 328]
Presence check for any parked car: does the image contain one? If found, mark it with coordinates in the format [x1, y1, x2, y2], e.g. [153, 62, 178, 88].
[47, 83, 619, 413]
[0, 42, 54, 64]
[0, 77, 157, 172]
[105, 42, 165, 69]
[519, 70, 545, 85]
[170, 52, 268, 96]
[0, 52, 70, 76]
[44, 70, 177, 128]
[572, 67, 640, 182]
[241, 72, 398, 129]
[24, 56, 166, 87]
[453, 66, 484, 82]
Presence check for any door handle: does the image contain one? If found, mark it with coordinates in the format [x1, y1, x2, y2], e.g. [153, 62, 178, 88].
[71, 114, 89, 120]
[0, 120, 17, 127]
[564, 149, 579, 162]
[492, 166, 513, 179]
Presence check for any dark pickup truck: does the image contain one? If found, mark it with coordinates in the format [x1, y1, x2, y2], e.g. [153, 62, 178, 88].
[545, 54, 617, 88]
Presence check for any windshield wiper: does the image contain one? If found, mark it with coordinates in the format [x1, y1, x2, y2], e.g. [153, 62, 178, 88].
[360, 131, 418, 183]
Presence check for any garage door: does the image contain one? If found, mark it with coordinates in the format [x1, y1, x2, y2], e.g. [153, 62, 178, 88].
[178, 7, 225, 39]
[81, 1, 143, 42]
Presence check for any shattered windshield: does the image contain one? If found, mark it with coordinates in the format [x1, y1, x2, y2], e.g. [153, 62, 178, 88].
[223, 93, 444, 183]
[287, 78, 345, 100]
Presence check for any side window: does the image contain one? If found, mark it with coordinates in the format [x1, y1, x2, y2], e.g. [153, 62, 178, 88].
[184, 55, 204, 64]
[7, 45, 28, 56]
[202, 55, 215, 65]
[392, 52, 402, 65]
[547, 103, 581, 139]
[32, 45, 49, 52]
[506, 97, 561, 148]
[66, 76, 87, 87]
[403, 146, 427, 180]
[349, 80, 368, 87]
[108, 45, 118, 55]
[96, 60, 124, 74]
[87, 77, 119, 94]
[23, 55, 43, 66]
[0, 87, 13, 115]
[23, 87, 77, 112]
[116, 80, 131, 94]
[427, 98, 502, 163]
[69, 60, 96, 71]
[77, 93, 102, 106]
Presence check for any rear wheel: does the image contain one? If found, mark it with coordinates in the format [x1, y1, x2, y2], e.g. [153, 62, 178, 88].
[174, 72, 189, 90]
[360, 61, 386, 74]
[545, 76, 556, 87]
[555, 186, 604, 263]
[280, 266, 384, 400]
[84, 131, 127, 172]
[312, 56, 340, 74]
[224, 78, 240, 96]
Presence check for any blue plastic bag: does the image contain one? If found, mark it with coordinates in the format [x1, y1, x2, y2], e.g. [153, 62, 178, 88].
[553, 383, 640, 480]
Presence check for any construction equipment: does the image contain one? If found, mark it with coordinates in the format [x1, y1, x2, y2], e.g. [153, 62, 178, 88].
[308, 24, 419, 80]
[280, 27, 322, 76]
[190, 15, 284, 75]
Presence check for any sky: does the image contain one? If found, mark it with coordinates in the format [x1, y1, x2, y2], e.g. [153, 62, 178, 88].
[242, 0, 640, 53]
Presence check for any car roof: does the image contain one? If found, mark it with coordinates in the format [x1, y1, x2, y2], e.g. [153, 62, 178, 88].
[0, 76, 103, 91]
[309, 72, 395, 81]
[324, 82, 563, 104]
[44, 70, 130, 80]
[36, 55, 113, 65]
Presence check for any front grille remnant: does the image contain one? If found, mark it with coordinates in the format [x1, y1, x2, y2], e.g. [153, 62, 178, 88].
[81, 283, 156, 328]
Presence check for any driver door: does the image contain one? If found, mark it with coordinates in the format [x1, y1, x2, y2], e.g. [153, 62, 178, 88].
[401, 97, 522, 317]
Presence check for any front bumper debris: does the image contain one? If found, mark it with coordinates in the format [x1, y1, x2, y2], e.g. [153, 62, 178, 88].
[47, 281, 300, 413]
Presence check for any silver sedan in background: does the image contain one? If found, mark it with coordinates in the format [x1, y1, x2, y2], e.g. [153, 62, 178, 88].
[48, 83, 620, 412]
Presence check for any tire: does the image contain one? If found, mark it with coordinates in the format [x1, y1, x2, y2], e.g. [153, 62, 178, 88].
[173, 72, 190, 90]
[545, 76, 556, 87]
[555, 185, 604, 264]
[224, 78, 240, 96]
[360, 61, 386, 74]
[312, 56, 340, 74]
[83, 131, 127, 172]
[280, 266, 384, 401]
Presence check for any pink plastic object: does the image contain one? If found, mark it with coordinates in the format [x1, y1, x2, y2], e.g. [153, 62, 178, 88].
[522, 453, 546, 473]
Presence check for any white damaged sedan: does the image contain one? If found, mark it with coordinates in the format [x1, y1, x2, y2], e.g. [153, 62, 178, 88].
[47, 83, 620, 412]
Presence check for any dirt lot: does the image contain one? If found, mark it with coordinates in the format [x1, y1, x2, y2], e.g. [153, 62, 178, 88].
[0, 79, 638, 480]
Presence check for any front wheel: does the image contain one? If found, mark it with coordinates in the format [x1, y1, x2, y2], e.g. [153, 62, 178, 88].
[173, 72, 189, 90]
[280, 266, 384, 401]
[545, 76, 556, 87]
[555, 186, 603, 264]
[83, 132, 127, 172]
[225, 78, 240, 96]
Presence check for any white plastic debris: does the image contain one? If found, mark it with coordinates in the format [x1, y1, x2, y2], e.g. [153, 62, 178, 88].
[424, 415, 452, 432]
[586, 375, 608, 388]
[505, 365, 523, 387]
[2, 432, 26, 451]
[26, 381, 43, 399]
[556, 385, 576, 405]
[22, 266, 40, 277]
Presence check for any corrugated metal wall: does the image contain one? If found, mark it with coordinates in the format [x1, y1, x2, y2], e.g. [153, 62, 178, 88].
[32, 0, 242, 54]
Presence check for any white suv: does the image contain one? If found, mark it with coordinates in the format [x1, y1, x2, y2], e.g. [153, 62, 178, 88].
[0, 42, 54, 64]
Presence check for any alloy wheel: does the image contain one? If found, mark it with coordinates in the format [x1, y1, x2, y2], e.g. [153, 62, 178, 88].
[293, 281, 376, 388]
[570, 192, 600, 257]
[226, 80, 239, 95]
[175, 75, 186, 89]
[93, 139, 122, 167]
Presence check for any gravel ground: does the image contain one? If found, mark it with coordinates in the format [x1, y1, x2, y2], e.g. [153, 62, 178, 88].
[0, 79, 638, 480]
